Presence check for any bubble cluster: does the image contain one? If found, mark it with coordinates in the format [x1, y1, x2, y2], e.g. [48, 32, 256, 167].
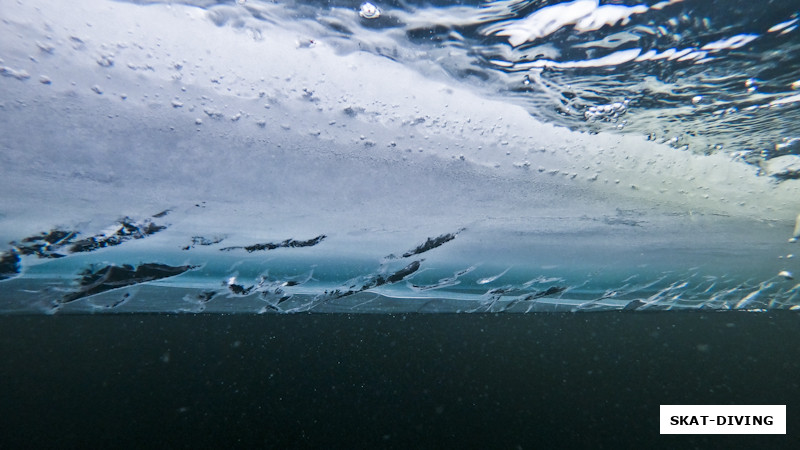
[583, 101, 628, 122]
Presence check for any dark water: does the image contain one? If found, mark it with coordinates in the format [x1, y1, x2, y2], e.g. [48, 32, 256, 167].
[2, 312, 799, 448]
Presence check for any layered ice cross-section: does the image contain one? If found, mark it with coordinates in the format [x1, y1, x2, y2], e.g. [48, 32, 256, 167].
[0, 0, 799, 313]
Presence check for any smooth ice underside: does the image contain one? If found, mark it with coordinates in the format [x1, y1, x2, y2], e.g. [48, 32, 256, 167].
[1, 0, 799, 313]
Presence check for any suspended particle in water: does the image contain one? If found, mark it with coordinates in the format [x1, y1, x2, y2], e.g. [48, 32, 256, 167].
[359, 2, 381, 19]
[778, 271, 793, 280]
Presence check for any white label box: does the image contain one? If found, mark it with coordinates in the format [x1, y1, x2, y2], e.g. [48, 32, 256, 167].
[660, 405, 786, 434]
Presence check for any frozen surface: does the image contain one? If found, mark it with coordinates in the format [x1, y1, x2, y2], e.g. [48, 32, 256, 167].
[1, 0, 799, 313]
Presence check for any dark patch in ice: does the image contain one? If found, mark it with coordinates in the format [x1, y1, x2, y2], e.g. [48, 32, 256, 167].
[325, 260, 423, 299]
[3, 213, 169, 282]
[583, 209, 646, 227]
[261, 288, 293, 306]
[410, 280, 456, 291]
[400, 230, 463, 258]
[196, 290, 217, 303]
[0, 249, 21, 281]
[343, 106, 365, 117]
[321, 19, 352, 36]
[182, 236, 225, 251]
[602, 217, 643, 227]
[322, 288, 352, 298]
[14, 230, 77, 259]
[623, 299, 646, 311]
[410, 265, 476, 291]
[227, 283, 253, 296]
[385, 260, 422, 283]
[220, 235, 326, 252]
[69, 219, 166, 253]
[469, 286, 517, 312]
[152, 209, 171, 218]
[62, 263, 195, 304]
[9, 214, 168, 261]
[522, 286, 567, 300]
[99, 292, 132, 309]
[770, 169, 800, 181]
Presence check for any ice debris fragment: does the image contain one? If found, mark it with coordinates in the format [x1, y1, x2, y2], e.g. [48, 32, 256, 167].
[397, 229, 464, 258]
[68, 218, 166, 253]
[61, 263, 196, 304]
[220, 235, 326, 252]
